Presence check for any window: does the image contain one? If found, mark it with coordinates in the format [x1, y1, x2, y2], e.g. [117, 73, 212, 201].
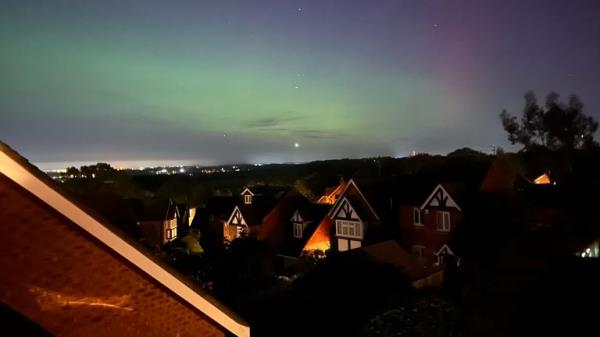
[436, 211, 451, 231]
[335, 220, 362, 239]
[293, 222, 303, 238]
[413, 207, 422, 226]
[243, 194, 252, 204]
[338, 239, 361, 252]
[412, 245, 425, 257]
[166, 219, 178, 241]
[349, 240, 361, 250]
[338, 239, 349, 252]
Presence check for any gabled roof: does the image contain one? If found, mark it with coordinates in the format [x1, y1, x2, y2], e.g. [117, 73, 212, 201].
[420, 184, 462, 211]
[240, 185, 287, 198]
[235, 201, 276, 227]
[480, 156, 528, 193]
[328, 179, 379, 221]
[258, 189, 332, 256]
[259, 190, 311, 238]
[129, 198, 178, 222]
[229, 185, 290, 227]
[302, 179, 379, 252]
[0, 141, 250, 337]
[205, 196, 237, 215]
[240, 187, 254, 196]
[225, 205, 247, 227]
[283, 203, 331, 256]
[434, 244, 455, 257]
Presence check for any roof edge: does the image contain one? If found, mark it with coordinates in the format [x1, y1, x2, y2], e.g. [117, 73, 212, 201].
[0, 141, 250, 337]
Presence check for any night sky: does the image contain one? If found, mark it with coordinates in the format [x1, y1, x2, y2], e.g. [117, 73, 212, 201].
[2, 0, 599, 169]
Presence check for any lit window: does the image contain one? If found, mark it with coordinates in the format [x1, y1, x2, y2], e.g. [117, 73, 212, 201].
[244, 194, 252, 204]
[349, 240, 361, 250]
[335, 220, 362, 239]
[338, 239, 349, 252]
[413, 207, 422, 226]
[166, 219, 178, 241]
[435, 211, 451, 231]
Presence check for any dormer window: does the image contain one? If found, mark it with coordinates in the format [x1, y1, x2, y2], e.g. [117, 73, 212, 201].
[293, 222, 303, 238]
[244, 194, 252, 204]
[413, 207, 422, 226]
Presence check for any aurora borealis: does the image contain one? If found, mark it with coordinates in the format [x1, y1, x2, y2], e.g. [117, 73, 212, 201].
[1, 0, 600, 169]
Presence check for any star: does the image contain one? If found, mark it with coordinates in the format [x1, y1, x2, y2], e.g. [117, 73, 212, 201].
[294, 142, 300, 148]
[433, 23, 439, 28]
[298, 7, 302, 12]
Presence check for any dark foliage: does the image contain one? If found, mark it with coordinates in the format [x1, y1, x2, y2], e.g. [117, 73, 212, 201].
[238, 252, 414, 337]
[500, 91, 598, 151]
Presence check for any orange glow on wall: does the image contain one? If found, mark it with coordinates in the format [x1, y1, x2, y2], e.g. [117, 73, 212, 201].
[317, 181, 346, 205]
[29, 286, 133, 312]
[303, 218, 332, 251]
[533, 173, 551, 185]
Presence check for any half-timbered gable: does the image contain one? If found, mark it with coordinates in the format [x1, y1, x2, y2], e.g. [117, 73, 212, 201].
[323, 179, 381, 252]
[331, 197, 365, 251]
[420, 184, 461, 211]
[223, 206, 248, 241]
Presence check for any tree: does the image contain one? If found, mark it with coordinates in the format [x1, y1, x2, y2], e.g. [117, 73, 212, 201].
[65, 166, 80, 177]
[80, 162, 116, 178]
[500, 91, 598, 151]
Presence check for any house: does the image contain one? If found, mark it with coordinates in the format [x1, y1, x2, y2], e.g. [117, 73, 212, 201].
[174, 203, 194, 228]
[131, 198, 179, 248]
[398, 183, 463, 266]
[305, 179, 381, 253]
[192, 196, 236, 249]
[259, 190, 330, 257]
[223, 185, 288, 241]
[0, 141, 250, 337]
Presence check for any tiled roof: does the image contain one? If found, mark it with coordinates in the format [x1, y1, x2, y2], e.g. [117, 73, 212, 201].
[0, 142, 250, 336]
